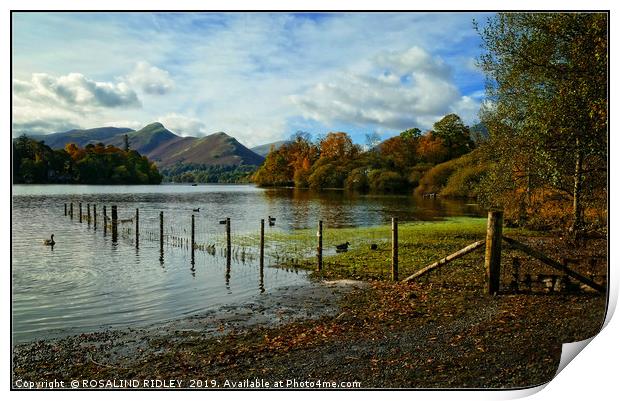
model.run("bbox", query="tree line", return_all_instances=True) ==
[253,113,476,193]
[12,136,163,184]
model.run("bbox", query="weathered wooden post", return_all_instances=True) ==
[79,203,83,223]
[317,220,323,272]
[111,205,118,242]
[191,214,195,261]
[93,205,97,229]
[87,203,91,225]
[226,217,231,261]
[260,219,265,269]
[159,211,164,251]
[64,203,67,216]
[70,203,73,219]
[103,206,107,236]
[135,208,139,248]
[392,217,399,281]
[484,210,503,295]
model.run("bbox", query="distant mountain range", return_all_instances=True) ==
[23,123,266,167]
[250,140,290,157]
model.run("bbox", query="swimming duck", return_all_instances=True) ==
[268,216,276,226]
[335,241,350,252]
[193,208,200,212]
[43,234,55,246]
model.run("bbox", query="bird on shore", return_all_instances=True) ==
[370,243,378,250]
[335,241,350,252]
[43,234,55,246]
[193,207,200,212]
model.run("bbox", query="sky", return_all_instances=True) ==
[11,12,491,147]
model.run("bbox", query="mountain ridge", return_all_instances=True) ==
[18,123,265,168]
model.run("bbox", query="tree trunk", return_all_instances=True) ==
[571,138,584,235]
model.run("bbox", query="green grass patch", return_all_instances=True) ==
[237,217,538,282]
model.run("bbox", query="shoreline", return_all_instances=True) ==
[13,279,369,372]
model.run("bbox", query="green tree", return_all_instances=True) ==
[477,13,607,233]
[431,114,473,160]
[399,127,422,139]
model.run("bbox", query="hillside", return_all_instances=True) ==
[28,127,134,149]
[250,140,290,157]
[155,132,264,167]
[17,123,265,168]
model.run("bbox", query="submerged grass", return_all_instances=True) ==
[251,217,540,282]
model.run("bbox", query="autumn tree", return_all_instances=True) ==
[252,145,294,186]
[287,131,319,187]
[477,13,607,233]
[319,132,359,160]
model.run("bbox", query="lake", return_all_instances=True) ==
[11,184,482,343]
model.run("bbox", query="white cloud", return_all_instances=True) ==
[291,46,476,131]
[14,72,140,110]
[12,71,144,136]
[103,120,145,130]
[124,61,174,95]
[157,113,208,137]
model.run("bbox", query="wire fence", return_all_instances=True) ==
[61,202,607,294]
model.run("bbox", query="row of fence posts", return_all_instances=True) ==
[60,205,599,295]
[64,202,404,281]
[63,203,507,291]
[63,203,239,266]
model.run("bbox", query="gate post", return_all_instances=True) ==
[485,210,503,295]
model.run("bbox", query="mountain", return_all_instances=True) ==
[250,140,290,157]
[18,123,264,167]
[150,131,265,167]
[28,127,134,149]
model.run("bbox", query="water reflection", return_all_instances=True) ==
[262,187,483,229]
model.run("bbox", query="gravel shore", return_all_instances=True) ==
[12,278,605,389]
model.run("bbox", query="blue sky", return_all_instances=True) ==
[12,12,491,147]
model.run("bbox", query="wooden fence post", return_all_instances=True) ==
[191,214,195,261]
[260,219,265,269]
[226,217,231,261]
[93,205,97,229]
[103,206,107,236]
[70,203,73,219]
[317,220,323,272]
[111,205,118,242]
[64,203,67,216]
[135,208,139,248]
[79,203,83,223]
[484,210,504,295]
[392,217,399,281]
[159,211,164,251]
[87,203,91,225]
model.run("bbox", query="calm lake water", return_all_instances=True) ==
[12,184,482,344]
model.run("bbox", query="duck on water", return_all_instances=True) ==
[43,234,55,246]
